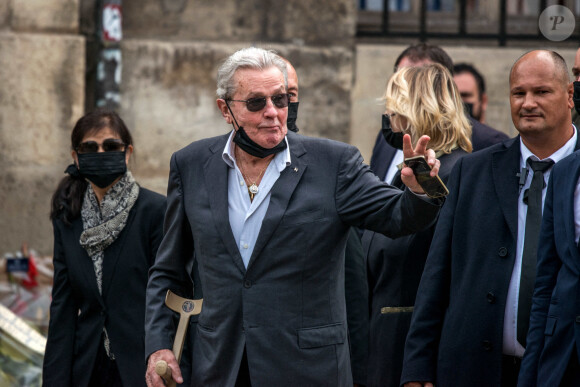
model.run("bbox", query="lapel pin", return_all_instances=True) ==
[294,167,298,172]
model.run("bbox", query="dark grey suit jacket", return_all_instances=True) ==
[145,131,441,386]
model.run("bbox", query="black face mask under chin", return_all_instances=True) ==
[381,114,404,150]
[287,102,299,133]
[573,81,580,115]
[226,101,287,158]
[77,151,127,189]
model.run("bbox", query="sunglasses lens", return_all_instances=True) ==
[77,141,99,153]
[103,139,126,152]
[76,140,125,153]
[272,94,289,108]
[246,97,267,112]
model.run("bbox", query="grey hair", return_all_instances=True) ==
[216,47,288,99]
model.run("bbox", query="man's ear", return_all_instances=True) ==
[481,93,488,111]
[567,82,575,110]
[216,99,232,124]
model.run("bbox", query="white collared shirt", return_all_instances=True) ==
[503,126,577,357]
[222,131,291,269]
[384,150,405,184]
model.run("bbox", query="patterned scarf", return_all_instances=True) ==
[80,171,139,359]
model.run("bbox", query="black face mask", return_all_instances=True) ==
[381,114,404,150]
[233,127,287,158]
[287,102,299,133]
[573,81,580,115]
[77,151,127,188]
[226,101,288,158]
[464,102,474,118]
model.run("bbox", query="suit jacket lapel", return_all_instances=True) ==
[204,135,246,274]
[491,137,521,242]
[247,135,307,271]
[372,139,397,181]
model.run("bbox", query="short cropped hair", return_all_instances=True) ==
[453,63,486,99]
[509,50,570,87]
[383,63,473,154]
[216,47,288,99]
[394,43,454,74]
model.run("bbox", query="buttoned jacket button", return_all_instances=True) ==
[498,247,508,257]
[482,340,492,351]
[244,279,252,288]
[487,292,496,304]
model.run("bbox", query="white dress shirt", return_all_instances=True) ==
[222,130,291,268]
[503,127,577,357]
[384,149,405,184]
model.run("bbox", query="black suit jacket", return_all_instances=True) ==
[362,148,468,387]
[401,136,580,386]
[145,131,441,386]
[369,117,509,181]
[43,187,166,387]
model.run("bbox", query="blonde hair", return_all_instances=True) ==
[383,63,472,154]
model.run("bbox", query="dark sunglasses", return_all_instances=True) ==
[228,94,289,112]
[75,139,126,154]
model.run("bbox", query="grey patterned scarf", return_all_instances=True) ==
[80,171,139,359]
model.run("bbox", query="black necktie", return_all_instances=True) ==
[518,158,554,346]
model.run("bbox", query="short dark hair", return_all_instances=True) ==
[453,63,486,99]
[394,43,454,74]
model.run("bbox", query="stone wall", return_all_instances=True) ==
[0,0,84,257]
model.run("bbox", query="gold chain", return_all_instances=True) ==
[236,148,270,201]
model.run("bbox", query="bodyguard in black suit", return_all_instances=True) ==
[401,50,578,387]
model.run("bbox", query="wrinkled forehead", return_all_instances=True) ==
[232,66,286,96]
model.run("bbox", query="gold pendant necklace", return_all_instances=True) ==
[236,149,270,201]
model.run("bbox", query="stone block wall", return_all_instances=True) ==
[0,0,84,256]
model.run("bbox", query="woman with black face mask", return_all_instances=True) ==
[363,64,472,387]
[43,109,166,387]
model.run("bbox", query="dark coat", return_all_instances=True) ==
[344,228,369,385]
[362,148,468,387]
[401,137,580,387]
[145,131,441,387]
[519,150,580,386]
[43,187,166,387]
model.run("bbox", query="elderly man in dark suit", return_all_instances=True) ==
[144,47,442,387]
[401,50,579,387]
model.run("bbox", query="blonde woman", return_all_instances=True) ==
[363,63,472,387]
